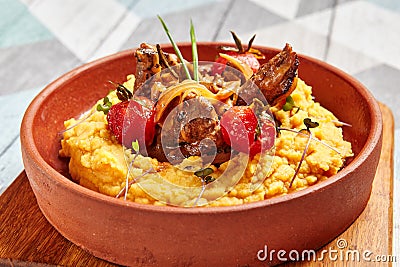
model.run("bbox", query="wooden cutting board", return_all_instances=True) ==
[0,104,394,267]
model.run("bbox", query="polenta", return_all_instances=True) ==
[60,75,353,207]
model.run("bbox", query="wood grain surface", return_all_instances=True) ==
[0,104,394,267]
[282,104,395,266]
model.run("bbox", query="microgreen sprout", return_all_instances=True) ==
[277,127,341,155]
[287,118,319,188]
[121,140,139,200]
[204,176,216,184]
[58,110,94,135]
[282,96,300,113]
[158,15,192,80]
[132,140,140,153]
[115,139,158,200]
[116,168,157,199]
[96,96,112,114]
[331,120,352,127]
[194,167,214,179]
[193,167,215,206]
[124,140,140,200]
[303,118,319,131]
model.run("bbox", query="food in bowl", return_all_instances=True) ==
[21,29,382,266]
[59,27,353,207]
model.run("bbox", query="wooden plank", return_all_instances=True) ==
[0,172,117,267]
[284,103,395,266]
[394,129,400,264]
[0,104,394,266]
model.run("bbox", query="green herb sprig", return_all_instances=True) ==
[288,118,319,188]
[131,140,140,153]
[193,167,215,206]
[115,140,157,200]
[303,118,319,131]
[158,15,192,80]
[96,96,112,114]
[194,167,214,179]
[190,19,199,82]
[109,81,133,101]
[282,96,300,113]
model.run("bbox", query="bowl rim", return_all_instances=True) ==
[21,42,383,214]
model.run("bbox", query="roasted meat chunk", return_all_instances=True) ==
[134,43,179,92]
[250,43,299,106]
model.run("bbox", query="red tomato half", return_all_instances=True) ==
[107,97,155,149]
[220,106,275,156]
[212,51,261,75]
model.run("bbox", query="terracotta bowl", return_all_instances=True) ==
[20,43,382,266]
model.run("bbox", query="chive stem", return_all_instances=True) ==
[190,19,199,82]
[157,15,192,80]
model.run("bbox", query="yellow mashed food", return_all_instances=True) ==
[60,75,353,207]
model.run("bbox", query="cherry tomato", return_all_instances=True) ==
[220,106,275,156]
[107,97,155,149]
[212,51,261,75]
[249,119,276,156]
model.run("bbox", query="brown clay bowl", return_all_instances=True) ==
[20,43,382,266]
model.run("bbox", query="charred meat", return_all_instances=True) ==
[134,43,179,92]
[128,42,299,164]
[250,43,299,107]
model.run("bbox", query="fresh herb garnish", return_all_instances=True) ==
[115,140,157,200]
[331,120,352,127]
[132,140,140,153]
[190,19,199,82]
[116,168,157,199]
[124,139,141,200]
[277,127,341,154]
[194,167,214,179]
[303,118,319,131]
[110,81,133,101]
[96,96,112,114]
[288,118,319,188]
[282,96,300,113]
[157,15,192,80]
[231,31,244,53]
[218,32,264,58]
[193,167,215,206]
[204,176,216,184]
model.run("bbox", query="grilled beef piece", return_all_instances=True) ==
[134,43,179,92]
